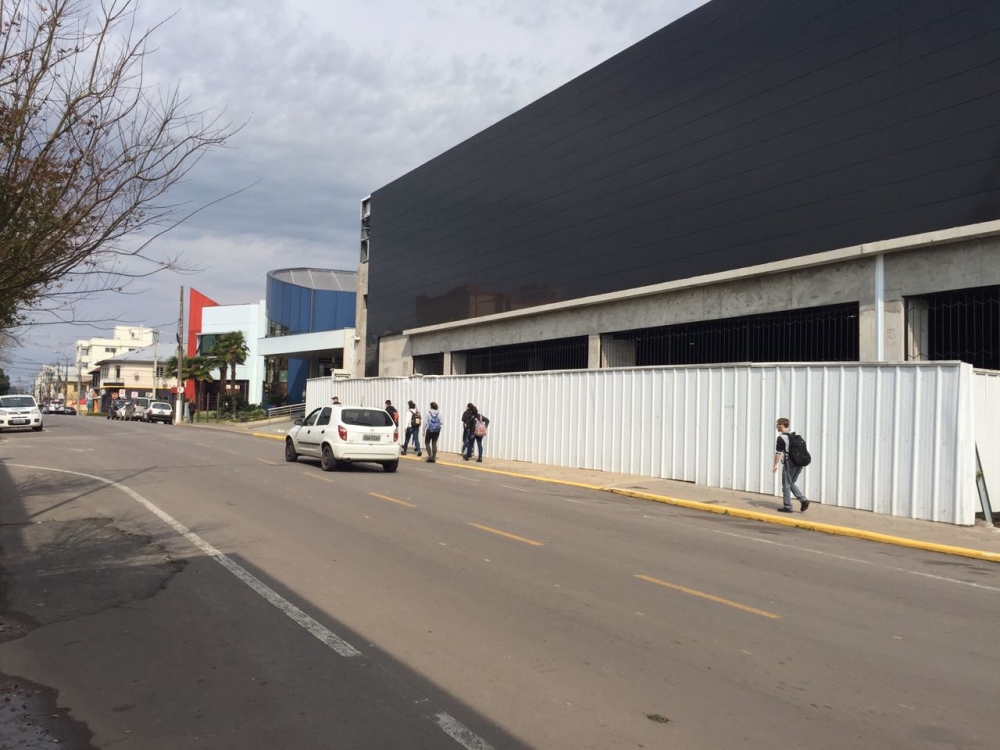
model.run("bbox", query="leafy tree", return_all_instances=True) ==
[0,0,242,329]
[0,367,10,396]
[164,354,214,417]
[210,331,249,418]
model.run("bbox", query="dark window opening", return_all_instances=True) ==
[922,285,1000,369]
[461,336,589,374]
[609,303,860,366]
[414,353,445,375]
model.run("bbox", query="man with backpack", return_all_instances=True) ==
[423,402,442,463]
[773,417,810,513]
[385,400,399,426]
[403,400,422,457]
[462,404,489,462]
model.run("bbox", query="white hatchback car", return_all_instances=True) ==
[285,405,400,472]
[0,394,44,432]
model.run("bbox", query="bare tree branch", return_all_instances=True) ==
[0,0,245,330]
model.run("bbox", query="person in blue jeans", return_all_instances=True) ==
[402,400,422,457]
[462,404,490,462]
[772,417,809,513]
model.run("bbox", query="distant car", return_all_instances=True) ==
[108,400,129,420]
[0,394,44,432]
[285,405,400,472]
[144,401,173,424]
[62,405,76,415]
[127,397,151,421]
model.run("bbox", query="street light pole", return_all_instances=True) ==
[175,286,185,424]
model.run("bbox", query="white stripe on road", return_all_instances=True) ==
[10,463,495,749]
[11,463,360,655]
[435,713,495,750]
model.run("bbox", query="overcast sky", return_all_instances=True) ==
[3,0,707,389]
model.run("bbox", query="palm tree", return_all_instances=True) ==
[165,355,215,418]
[212,331,249,418]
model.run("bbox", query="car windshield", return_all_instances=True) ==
[0,396,35,408]
[152,402,171,409]
[340,408,394,427]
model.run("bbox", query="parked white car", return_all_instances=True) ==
[0,395,44,432]
[144,401,173,424]
[285,405,399,472]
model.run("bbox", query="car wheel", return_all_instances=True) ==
[32,426,43,432]
[284,438,298,463]
[382,459,399,473]
[320,444,335,472]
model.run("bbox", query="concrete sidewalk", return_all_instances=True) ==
[180,420,1000,562]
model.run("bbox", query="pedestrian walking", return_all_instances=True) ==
[403,400,422,457]
[773,417,811,513]
[424,402,442,463]
[384,399,399,427]
[460,403,476,460]
[331,396,341,405]
[462,404,490,462]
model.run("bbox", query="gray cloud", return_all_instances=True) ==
[8,0,708,377]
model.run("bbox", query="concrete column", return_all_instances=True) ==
[906,297,930,361]
[442,352,452,375]
[883,292,905,363]
[587,334,602,369]
[450,352,467,375]
[600,335,636,368]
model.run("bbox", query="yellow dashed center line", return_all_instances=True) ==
[369,492,416,508]
[634,574,780,619]
[467,522,544,547]
[304,472,334,483]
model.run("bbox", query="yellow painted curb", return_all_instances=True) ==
[607,488,1000,563]
[274,440,1000,563]
[251,432,285,442]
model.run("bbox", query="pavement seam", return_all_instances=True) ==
[230,427,1000,563]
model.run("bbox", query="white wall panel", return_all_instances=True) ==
[308,363,979,524]
[973,370,1000,510]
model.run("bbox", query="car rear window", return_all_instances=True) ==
[152,402,171,409]
[0,396,35,408]
[340,408,393,427]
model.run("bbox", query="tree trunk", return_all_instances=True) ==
[230,361,238,417]
[218,365,227,414]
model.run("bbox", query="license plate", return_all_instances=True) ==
[362,434,380,442]
[10,419,27,425]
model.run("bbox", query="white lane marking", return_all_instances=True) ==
[11,463,497,750]
[435,713,495,750]
[10,463,361,658]
[454,475,481,482]
[500,484,528,493]
[641,513,1000,593]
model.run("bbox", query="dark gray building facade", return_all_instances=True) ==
[361,0,1000,376]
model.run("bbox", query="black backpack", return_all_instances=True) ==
[787,432,812,467]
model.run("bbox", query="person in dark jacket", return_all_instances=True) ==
[462,404,490,462]
[460,404,476,460]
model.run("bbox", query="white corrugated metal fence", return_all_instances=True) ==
[307,363,978,525]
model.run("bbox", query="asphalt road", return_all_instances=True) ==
[1,416,999,749]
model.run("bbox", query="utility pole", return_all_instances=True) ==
[176,286,185,424]
[77,355,84,415]
[152,329,159,401]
